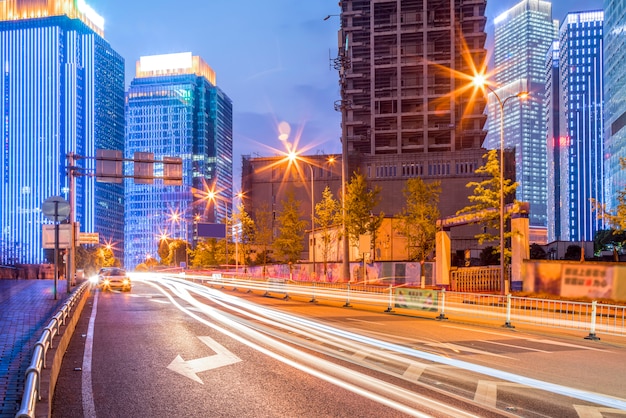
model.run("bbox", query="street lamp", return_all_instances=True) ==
[473,74,528,295]
[287,151,316,278]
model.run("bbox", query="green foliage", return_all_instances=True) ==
[169,239,188,267]
[457,149,518,261]
[254,202,274,266]
[529,243,547,260]
[158,239,170,265]
[191,239,220,267]
[344,172,383,251]
[479,246,499,266]
[594,229,626,254]
[74,246,100,276]
[273,190,307,264]
[233,203,257,266]
[315,186,341,277]
[594,158,626,233]
[564,245,582,261]
[397,178,441,262]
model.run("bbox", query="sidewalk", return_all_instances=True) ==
[0,279,73,418]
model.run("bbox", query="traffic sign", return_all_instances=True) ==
[41,196,70,222]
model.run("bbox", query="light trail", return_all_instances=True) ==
[140,276,487,418]
[136,274,626,413]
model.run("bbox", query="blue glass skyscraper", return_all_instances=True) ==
[485,0,558,229]
[124,53,233,268]
[604,1,626,214]
[0,1,124,264]
[556,11,604,242]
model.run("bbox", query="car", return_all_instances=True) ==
[99,267,131,292]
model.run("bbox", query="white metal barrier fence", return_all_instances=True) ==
[181,273,626,339]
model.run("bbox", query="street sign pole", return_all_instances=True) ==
[68,153,76,293]
[41,196,70,301]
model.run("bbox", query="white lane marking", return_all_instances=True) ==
[82,290,98,418]
[424,342,514,359]
[574,404,626,417]
[167,336,241,384]
[534,339,610,352]
[474,381,527,408]
[481,340,552,353]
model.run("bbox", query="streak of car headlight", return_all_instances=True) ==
[145,275,626,412]
[143,278,478,418]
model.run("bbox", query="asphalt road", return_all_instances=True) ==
[52,275,626,417]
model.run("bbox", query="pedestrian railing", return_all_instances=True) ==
[179,273,626,340]
[16,281,89,418]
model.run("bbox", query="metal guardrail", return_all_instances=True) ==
[16,282,89,418]
[180,273,626,339]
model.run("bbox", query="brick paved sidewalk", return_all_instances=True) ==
[0,279,73,418]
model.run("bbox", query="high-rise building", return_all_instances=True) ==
[545,41,563,242]
[0,0,124,264]
[124,52,233,268]
[486,0,558,228]
[553,11,604,242]
[340,0,488,158]
[604,1,626,214]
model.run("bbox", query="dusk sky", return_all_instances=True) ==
[89,0,604,187]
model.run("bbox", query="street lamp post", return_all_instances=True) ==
[287,152,316,278]
[473,75,528,295]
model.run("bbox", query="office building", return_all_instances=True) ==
[0,0,124,264]
[555,11,604,242]
[124,52,233,268]
[545,41,563,242]
[485,0,558,228]
[604,1,626,213]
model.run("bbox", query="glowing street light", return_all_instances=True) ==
[473,74,528,295]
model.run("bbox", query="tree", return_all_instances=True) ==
[397,178,441,262]
[158,238,170,265]
[457,149,518,263]
[344,171,383,261]
[169,239,188,267]
[233,203,257,267]
[594,157,626,236]
[254,202,274,271]
[190,239,220,267]
[564,245,582,261]
[273,190,307,264]
[594,229,626,255]
[315,186,341,279]
[530,243,547,260]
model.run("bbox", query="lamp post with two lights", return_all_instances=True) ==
[473,74,528,295]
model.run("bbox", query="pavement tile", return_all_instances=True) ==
[0,279,72,418]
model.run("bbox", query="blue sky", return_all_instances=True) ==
[89,0,604,186]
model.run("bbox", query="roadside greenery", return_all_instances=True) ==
[397,178,440,263]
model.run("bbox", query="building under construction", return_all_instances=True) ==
[338,0,488,157]
[241,1,500,266]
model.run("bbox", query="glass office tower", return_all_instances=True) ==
[604,1,626,213]
[485,0,558,228]
[545,41,562,242]
[124,53,233,268]
[557,11,604,242]
[0,1,124,264]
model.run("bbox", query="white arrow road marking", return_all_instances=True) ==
[168,336,242,384]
